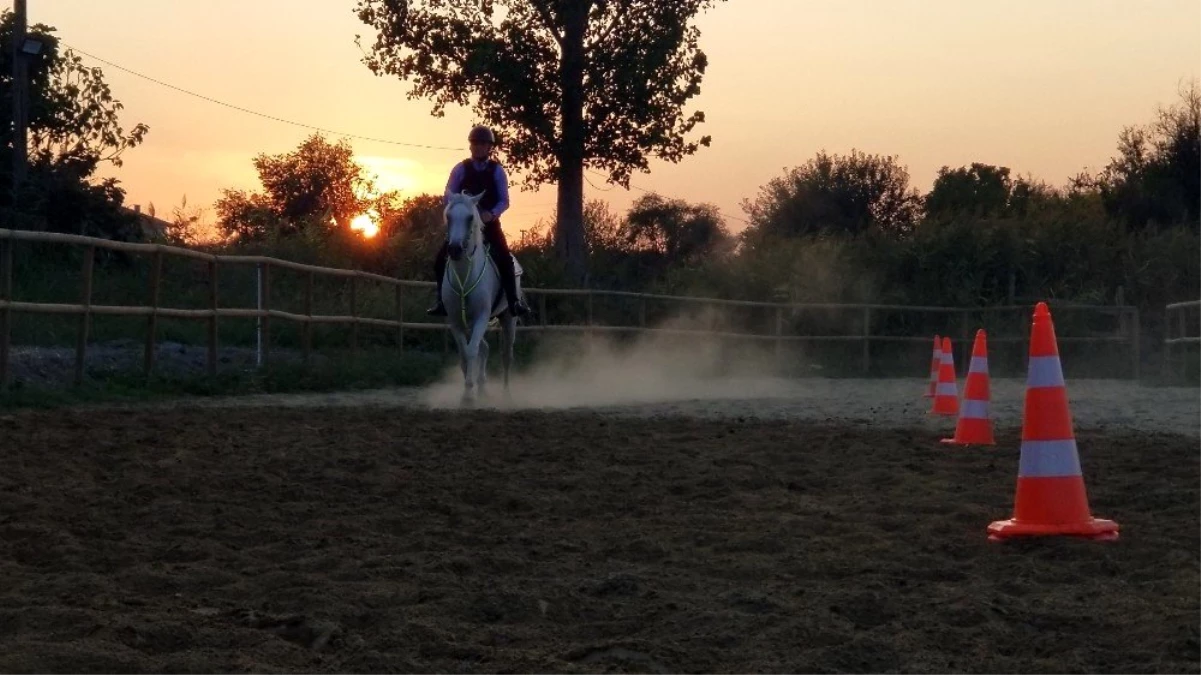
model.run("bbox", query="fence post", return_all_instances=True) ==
[207,260,218,377]
[539,292,547,328]
[1164,304,1176,380]
[303,271,313,366]
[861,306,871,375]
[255,262,263,368]
[261,262,271,370]
[586,290,594,351]
[639,298,647,330]
[143,249,163,379]
[74,246,95,386]
[1129,306,1140,381]
[349,274,358,362]
[395,282,404,355]
[1181,309,1191,381]
[1116,286,1127,339]
[0,237,11,389]
[775,306,784,366]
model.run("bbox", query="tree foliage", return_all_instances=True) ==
[1,12,148,178]
[1075,80,1200,230]
[0,11,148,237]
[623,192,729,262]
[740,149,923,244]
[384,193,446,278]
[925,163,1063,220]
[355,0,722,283]
[216,134,383,241]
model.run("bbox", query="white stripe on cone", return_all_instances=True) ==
[1027,355,1066,388]
[960,399,989,420]
[1018,439,1083,477]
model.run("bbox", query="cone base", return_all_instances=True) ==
[986,516,1119,541]
[928,409,957,417]
[941,436,996,446]
[941,419,995,445]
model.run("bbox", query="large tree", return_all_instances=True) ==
[924,163,1012,219]
[925,162,1061,220]
[1,11,148,237]
[1074,80,1200,230]
[355,0,721,284]
[623,192,729,263]
[216,133,383,241]
[740,149,923,243]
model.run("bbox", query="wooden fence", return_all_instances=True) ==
[0,227,1142,387]
[1163,300,1201,378]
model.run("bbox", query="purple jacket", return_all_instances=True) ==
[444,159,510,219]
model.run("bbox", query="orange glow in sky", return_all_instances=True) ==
[29,0,1201,237]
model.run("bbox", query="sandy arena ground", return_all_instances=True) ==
[179,376,1201,438]
[1,336,1198,672]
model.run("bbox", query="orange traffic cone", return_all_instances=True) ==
[929,336,958,416]
[987,302,1119,541]
[942,330,995,445]
[924,334,941,398]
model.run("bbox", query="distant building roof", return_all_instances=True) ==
[123,204,173,239]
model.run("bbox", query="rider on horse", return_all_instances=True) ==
[427,125,531,318]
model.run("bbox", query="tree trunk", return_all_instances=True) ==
[555,162,587,285]
[555,0,591,287]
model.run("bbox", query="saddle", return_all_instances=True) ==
[489,252,525,316]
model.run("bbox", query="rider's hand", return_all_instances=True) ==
[480,210,494,223]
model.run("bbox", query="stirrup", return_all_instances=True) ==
[427,300,447,316]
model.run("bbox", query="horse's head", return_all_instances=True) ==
[444,191,485,261]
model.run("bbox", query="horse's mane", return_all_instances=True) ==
[444,192,481,218]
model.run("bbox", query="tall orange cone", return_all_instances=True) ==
[988,302,1119,541]
[942,329,995,445]
[924,334,941,398]
[929,336,958,416]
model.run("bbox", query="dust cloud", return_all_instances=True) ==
[419,307,800,410]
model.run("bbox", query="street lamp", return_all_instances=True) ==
[20,38,43,56]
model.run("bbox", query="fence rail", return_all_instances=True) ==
[1163,300,1201,379]
[0,228,1143,388]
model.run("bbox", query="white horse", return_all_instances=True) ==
[441,191,522,403]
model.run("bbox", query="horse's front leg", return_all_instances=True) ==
[477,331,491,398]
[500,315,516,393]
[464,316,491,397]
[447,324,473,403]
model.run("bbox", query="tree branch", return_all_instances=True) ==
[529,0,563,47]
[586,0,631,51]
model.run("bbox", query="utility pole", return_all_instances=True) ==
[10,0,28,207]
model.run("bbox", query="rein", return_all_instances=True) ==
[446,207,493,327]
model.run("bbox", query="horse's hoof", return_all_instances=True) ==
[460,391,475,406]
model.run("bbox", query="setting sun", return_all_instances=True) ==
[350,213,379,238]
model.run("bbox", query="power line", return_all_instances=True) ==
[64,42,463,152]
[584,172,615,192]
[68,43,750,225]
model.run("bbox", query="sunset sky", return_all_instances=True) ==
[29,0,1201,238]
